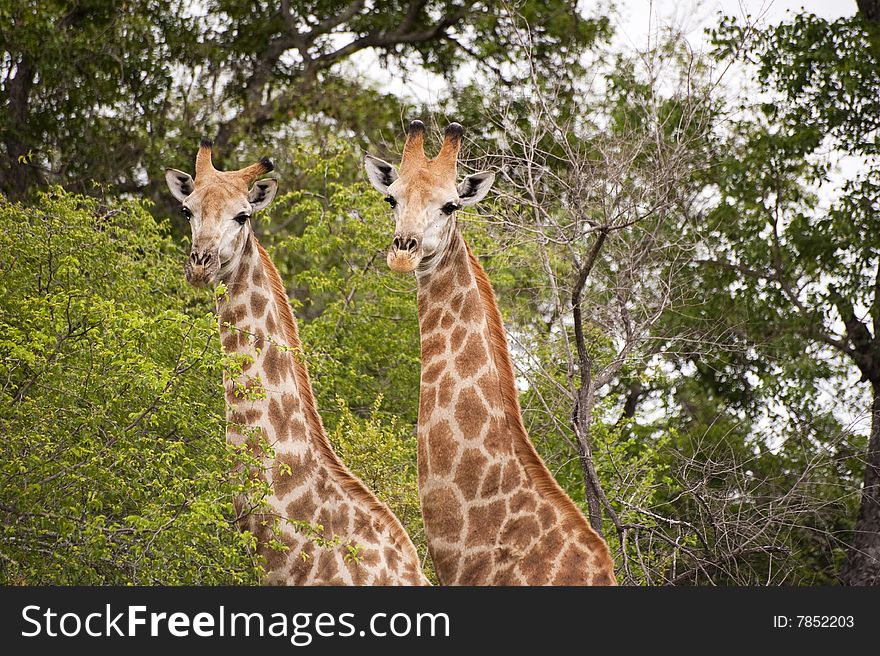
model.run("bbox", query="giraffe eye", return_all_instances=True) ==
[441,202,459,215]
[234,213,250,225]
[385,195,397,209]
[181,206,192,220]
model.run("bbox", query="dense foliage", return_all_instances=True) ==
[0,190,262,583]
[1,0,609,212]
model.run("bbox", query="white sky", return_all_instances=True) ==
[612,0,858,50]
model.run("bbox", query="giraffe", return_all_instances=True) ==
[364,121,617,585]
[165,139,428,585]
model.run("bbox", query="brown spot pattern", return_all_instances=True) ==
[455,333,487,378]
[426,421,458,478]
[465,500,505,547]
[251,292,268,316]
[454,387,488,438]
[421,487,463,542]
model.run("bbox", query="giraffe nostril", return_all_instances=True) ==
[190,251,213,266]
[393,235,420,253]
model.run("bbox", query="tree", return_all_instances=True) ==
[480,27,717,532]
[0,189,264,583]
[0,1,197,198]
[1,0,609,203]
[707,6,880,584]
[6,0,874,587]
[206,0,607,151]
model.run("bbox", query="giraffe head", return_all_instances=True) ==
[165,139,278,287]
[364,121,495,274]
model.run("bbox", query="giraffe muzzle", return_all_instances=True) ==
[387,233,422,273]
[185,249,220,287]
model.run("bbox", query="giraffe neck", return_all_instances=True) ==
[415,229,616,585]
[217,233,427,585]
[218,234,318,458]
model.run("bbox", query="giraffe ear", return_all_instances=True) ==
[457,171,495,206]
[364,154,398,194]
[165,168,194,202]
[248,178,278,212]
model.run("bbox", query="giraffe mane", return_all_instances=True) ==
[254,239,418,553]
[464,240,608,539]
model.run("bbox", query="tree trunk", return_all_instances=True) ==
[575,439,603,535]
[2,56,36,198]
[573,387,604,535]
[858,0,880,24]
[839,381,880,585]
[570,229,610,535]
